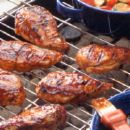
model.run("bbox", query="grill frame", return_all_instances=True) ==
[0,0,130,130]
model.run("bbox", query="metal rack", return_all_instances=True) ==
[0,0,130,130]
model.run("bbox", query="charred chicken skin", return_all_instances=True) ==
[76,44,130,73]
[0,68,25,106]
[36,71,113,104]
[0,104,66,130]
[0,40,62,72]
[15,5,69,52]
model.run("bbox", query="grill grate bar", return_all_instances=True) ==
[0,30,18,40]
[25,98,39,110]
[25,98,39,107]
[121,69,130,75]
[110,78,130,88]
[64,54,76,61]
[17,0,31,7]
[0,0,34,21]
[57,18,72,28]
[112,87,122,93]
[79,108,92,117]
[0,116,5,120]
[0,21,15,31]
[66,122,80,130]
[0,38,5,41]
[0,106,16,115]
[4,11,14,18]
[0,98,39,115]
[8,0,22,5]
[67,112,90,125]
[24,87,37,96]
[79,125,88,130]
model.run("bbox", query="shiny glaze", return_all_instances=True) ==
[0,104,66,130]
[36,71,113,104]
[76,44,130,73]
[91,97,114,112]
[15,5,69,52]
[0,68,25,106]
[0,40,62,72]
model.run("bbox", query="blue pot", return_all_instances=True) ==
[91,90,130,130]
[56,0,130,34]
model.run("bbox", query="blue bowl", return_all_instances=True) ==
[56,0,130,35]
[90,90,130,130]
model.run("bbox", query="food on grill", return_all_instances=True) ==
[36,71,113,104]
[15,5,69,52]
[0,40,62,72]
[0,104,66,130]
[0,68,25,106]
[76,44,130,73]
[81,0,130,11]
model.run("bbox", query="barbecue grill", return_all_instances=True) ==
[0,0,130,130]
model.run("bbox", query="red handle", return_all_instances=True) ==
[101,109,130,130]
[112,123,130,130]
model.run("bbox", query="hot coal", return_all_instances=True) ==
[61,26,82,42]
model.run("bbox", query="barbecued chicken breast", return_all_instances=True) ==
[0,68,25,106]
[76,44,130,73]
[36,71,113,104]
[0,104,66,130]
[0,40,62,72]
[15,5,69,52]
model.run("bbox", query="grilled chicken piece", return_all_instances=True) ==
[0,104,66,130]
[0,40,62,72]
[0,68,25,106]
[15,5,69,52]
[76,44,130,73]
[36,71,113,104]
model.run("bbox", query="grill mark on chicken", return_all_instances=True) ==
[87,45,95,59]
[84,79,93,87]
[97,50,104,64]
[111,49,116,60]
[13,42,29,70]
[0,104,66,130]
[97,82,104,89]
[15,5,69,52]
[36,71,113,104]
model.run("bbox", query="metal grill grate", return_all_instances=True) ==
[0,0,130,130]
